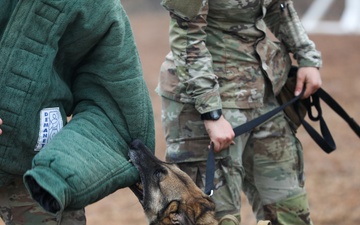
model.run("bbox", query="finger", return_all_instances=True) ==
[215,141,228,153]
[211,141,220,153]
[295,76,305,96]
[306,83,317,99]
[298,83,310,99]
[214,139,233,153]
[303,80,320,99]
[215,143,223,153]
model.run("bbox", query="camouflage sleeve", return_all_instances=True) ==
[166,0,222,114]
[264,0,322,68]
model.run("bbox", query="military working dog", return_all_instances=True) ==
[128,139,271,225]
[128,139,217,225]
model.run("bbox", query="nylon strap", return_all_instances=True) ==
[204,87,359,195]
[205,88,305,195]
[204,142,215,196]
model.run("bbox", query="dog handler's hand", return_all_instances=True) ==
[204,116,235,152]
[295,67,322,99]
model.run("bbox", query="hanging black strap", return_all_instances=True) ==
[316,88,360,137]
[204,87,360,195]
[204,142,215,196]
[298,88,360,153]
[299,91,336,153]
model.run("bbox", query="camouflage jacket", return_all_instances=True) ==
[157,0,322,114]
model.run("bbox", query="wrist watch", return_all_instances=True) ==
[200,109,222,121]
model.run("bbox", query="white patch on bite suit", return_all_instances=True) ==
[34,107,63,151]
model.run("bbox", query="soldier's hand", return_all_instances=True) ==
[0,118,3,135]
[295,67,322,99]
[204,116,235,152]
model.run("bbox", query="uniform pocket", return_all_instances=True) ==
[161,0,205,20]
[162,98,210,162]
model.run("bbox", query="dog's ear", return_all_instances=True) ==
[184,193,216,225]
[161,197,215,225]
[166,201,182,224]
[159,200,195,225]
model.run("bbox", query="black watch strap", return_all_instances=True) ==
[201,109,222,121]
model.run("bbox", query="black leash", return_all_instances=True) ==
[205,142,215,196]
[204,88,306,195]
[204,87,360,196]
[300,88,360,153]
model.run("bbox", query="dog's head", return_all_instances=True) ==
[129,139,216,225]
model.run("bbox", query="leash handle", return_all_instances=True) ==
[299,88,360,153]
[316,88,360,137]
[297,94,336,153]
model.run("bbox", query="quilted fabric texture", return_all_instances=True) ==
[0,0,154,212]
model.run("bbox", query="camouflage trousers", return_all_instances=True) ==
[0,177,86,225]
[160,90,313,225]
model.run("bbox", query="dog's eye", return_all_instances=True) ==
[154,168,167,181]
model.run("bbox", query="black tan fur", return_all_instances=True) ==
[128,139,217,225]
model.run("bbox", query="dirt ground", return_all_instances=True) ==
[83,11,360,225]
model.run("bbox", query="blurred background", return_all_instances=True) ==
[84,1,360,224]
[3,1,359,225]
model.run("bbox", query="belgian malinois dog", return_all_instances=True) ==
[128,139,271,225]
[128,139,217,225]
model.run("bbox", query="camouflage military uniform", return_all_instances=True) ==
[157,0,322,224]
[0,177,85,225]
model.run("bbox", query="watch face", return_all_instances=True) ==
[201,109,222,120]
[209,110,222,120]
[212,113,221,120]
